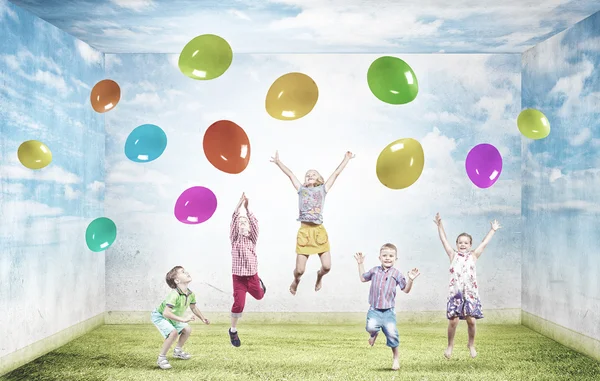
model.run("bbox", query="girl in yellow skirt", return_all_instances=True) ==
[270,150,355,295]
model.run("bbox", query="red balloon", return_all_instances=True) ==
[203,120,251,174]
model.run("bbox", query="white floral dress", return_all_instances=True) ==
[446,250,484,320]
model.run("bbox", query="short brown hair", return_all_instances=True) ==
[166,266,183,289]
[380,243,398,255]
[456,233,473,245]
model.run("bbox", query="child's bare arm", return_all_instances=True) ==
[270,150,302,191]
[434,213,455,260]
[402,268,420,293]
[354,252,368,282]
[473,220,501,258]
[162,306,193,323]
[324,151,354,193]
[191,305,209,324]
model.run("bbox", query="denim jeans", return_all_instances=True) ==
[365,308,399,348]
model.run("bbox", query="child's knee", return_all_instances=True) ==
[321,264,331,273]
[295,268,305,276]
[167,329,178,339]
[466,317,476,326]
[182,326,192,335]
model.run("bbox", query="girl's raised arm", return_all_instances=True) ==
[473,220,501,258]
[271,150,302,191]
[434,213,455,260]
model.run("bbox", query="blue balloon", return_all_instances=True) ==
[124,124,167,163]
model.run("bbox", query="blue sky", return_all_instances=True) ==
[1,0,105,248]
[7,0,600,53]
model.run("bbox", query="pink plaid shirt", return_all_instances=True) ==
[230,211,259,276]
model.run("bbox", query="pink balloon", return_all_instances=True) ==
[465,144,503,189]
[174,186,217,224]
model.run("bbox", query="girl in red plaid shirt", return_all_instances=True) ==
[271,150,355,295]
[228,193,266,347]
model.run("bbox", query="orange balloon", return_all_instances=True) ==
[90,79,121,113]
[203,120,251,174]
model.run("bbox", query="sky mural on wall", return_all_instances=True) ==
[6,0,600,53]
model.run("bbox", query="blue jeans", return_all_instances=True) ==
[365,308,399,348]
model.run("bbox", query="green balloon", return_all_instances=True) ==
[517,108,550,140]
[86,217,117,252]
[178,34,233,80]
[367,56,419,105]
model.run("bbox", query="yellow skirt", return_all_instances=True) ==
[296,222,330,255]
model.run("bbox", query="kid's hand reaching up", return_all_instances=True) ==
[354,252,365,264]
[270,151,280,164]
[201,318,210,325]
[243,194,249,209]
[345,151,356,160]
[491,219,501,231]
[408,268,421,281]
[433,213,442,226]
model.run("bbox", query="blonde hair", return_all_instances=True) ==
[165,266,183,289]
[456,233,473,245]
[304,170,324,187]
[380,243,398,255]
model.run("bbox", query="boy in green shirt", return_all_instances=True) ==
[151,266,210,370]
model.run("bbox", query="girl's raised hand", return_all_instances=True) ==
[491,219,501,231]
[345,151,355,160]
[270,150,280,164]
[408,268,421,281]
[433,212,442,226]
[354,252,365,264]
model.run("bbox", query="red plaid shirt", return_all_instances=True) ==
[230,211,259,276]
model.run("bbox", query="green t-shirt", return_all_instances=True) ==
[157,288,196,317]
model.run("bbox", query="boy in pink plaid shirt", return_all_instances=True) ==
[228,192,266,347]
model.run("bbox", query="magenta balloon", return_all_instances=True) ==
[465,144,503,189]
[174,186,218,224]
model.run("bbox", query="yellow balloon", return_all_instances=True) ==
[17,140,52,170]
[265,72,318,121]
[376,138,425,190]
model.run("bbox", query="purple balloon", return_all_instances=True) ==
[174,186,217,224]
[465,144,503,189]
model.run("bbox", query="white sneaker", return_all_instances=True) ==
[173,348,191,360]
[157,356,172,369]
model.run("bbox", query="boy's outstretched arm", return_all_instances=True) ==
[245,195,259,243]
[191,304,210,324]
[354,252,369,282]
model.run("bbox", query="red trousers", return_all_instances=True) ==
[231,274,264,316]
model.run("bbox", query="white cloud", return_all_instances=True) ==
[577,37,600,52]
[110,0,155,11]
[106,161,172,184]
[87,181,105,193]
[0,163,80,184]
[1,183,26,195]
[0,200,63,223]
[569,127,592,147]
[125,92,162,106]
[6,110,46,130]
[423,112,464,123]
[33,70,70,94]
[64,185,81,200]
[75,40,103,65]
[0,0,18,22]
[71,78,91,90]
[549,168,563,182]
[550,60,595,117]
[229,9,251,21]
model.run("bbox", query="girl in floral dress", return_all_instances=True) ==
[434,213,501,359]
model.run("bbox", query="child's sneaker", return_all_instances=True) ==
[259,278,267,294]
[229,328,241,347]
[157,355,172,369]
[173,347,191,360]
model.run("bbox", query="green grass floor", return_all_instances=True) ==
[2,323,599,381]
